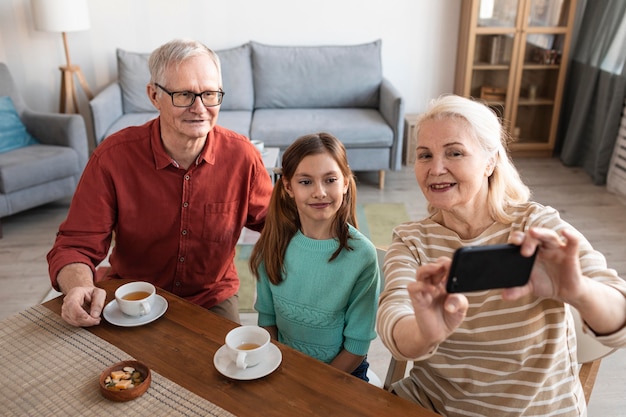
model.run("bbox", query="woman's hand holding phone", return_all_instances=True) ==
[504,228,584,302]
[407,258,468,348]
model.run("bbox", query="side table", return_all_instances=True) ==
[262,147,280,184]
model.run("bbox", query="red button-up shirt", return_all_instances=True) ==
[47,119,273,309]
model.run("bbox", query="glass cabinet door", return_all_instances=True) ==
[471,0,523,124]
[478,0,519,27]
[513,0,572,144]
[455,0,576,154]
[527,0,570,27]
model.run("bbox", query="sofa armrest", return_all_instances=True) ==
[21,110,89,173]
[379,78,405,171]
[89,82,124,146]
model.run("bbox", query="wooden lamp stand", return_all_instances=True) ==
[59,32,93,114]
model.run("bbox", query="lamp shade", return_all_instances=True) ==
[32,0,91,33]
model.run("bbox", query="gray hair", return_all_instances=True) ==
[148,38,222,88]
[415,94,530,223]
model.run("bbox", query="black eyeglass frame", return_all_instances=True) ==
[155,83,225,107]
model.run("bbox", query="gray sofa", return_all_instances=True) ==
[90,40,404,188]
[0,63,88,234]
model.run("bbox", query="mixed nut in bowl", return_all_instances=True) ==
[99,360,151,402]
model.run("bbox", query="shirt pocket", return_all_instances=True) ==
[202,200,239,242]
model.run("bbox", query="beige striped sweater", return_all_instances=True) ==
[377,202,626,417]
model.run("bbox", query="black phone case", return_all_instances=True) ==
[446,244,537,293]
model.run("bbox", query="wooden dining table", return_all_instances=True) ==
[35,279,438,416]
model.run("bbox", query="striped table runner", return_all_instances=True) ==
[0,304,235,417]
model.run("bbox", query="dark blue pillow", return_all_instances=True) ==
[0,96,38,154]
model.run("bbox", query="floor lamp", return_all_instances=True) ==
[32,0,93,114]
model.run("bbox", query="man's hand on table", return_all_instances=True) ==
[57,263,106,327]
[61,286,107,327]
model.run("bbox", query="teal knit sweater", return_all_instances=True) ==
[254,225,380,363]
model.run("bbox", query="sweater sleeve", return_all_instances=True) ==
[527,204,626,347]
[342,243,381,356]
[254,265,276,327]
[376,225,432,361]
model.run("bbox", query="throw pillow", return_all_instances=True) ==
[216,43,254,111]
[0,96,38,154]
[117,48,153,114]
[250,40,383,109]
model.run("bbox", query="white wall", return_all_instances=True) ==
[1,0,460,118]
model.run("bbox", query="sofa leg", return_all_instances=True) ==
[378,170,385,190]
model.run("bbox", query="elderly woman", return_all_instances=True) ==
[377,95,626,416]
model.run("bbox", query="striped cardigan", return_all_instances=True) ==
[377,202,626,417]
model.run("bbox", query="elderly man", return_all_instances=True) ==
[48,39,272,326]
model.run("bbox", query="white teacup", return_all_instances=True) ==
[115,282,156,317]
[225,325,271,369]
[251,140,264,154]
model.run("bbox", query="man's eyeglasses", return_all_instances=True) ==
[155,83,225,107]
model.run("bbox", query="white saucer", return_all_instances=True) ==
[213,343,282,380]
[102,295,168,327]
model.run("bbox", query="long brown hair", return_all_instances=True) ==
[249,132,358,285]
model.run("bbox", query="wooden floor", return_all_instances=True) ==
[1,157,625,414]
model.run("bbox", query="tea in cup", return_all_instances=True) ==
[225,325,270,369]
[115,282,156,317]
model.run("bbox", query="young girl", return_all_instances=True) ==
[249,132,380,381]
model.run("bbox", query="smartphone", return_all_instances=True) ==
[446,244,537,293]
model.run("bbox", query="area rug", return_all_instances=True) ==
[235,203,409,312]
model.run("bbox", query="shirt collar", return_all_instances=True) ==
[151,118,217,169]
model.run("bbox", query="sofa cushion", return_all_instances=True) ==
[0,194,8,215]
[217,110,252,137]
[117,43,253,114]
[0,144,79,193]
[251,40,382,109]
[251,108,393,148]
[217,44,254,111]
[0,96,38,154]
[104,113,157,140]
[117,49,153,114]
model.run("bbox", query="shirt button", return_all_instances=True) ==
[179,256,185,262]
[183,202,189,208]
[175,281,181,287]
[181,230,187,236]
[184,175,190,181]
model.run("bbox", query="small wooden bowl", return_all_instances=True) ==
[99,360,151,402]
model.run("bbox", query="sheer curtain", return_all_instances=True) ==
[557,0,626,185]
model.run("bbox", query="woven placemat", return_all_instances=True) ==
[0,305,235,417]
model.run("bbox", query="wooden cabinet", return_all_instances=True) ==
[454,0,577,157]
